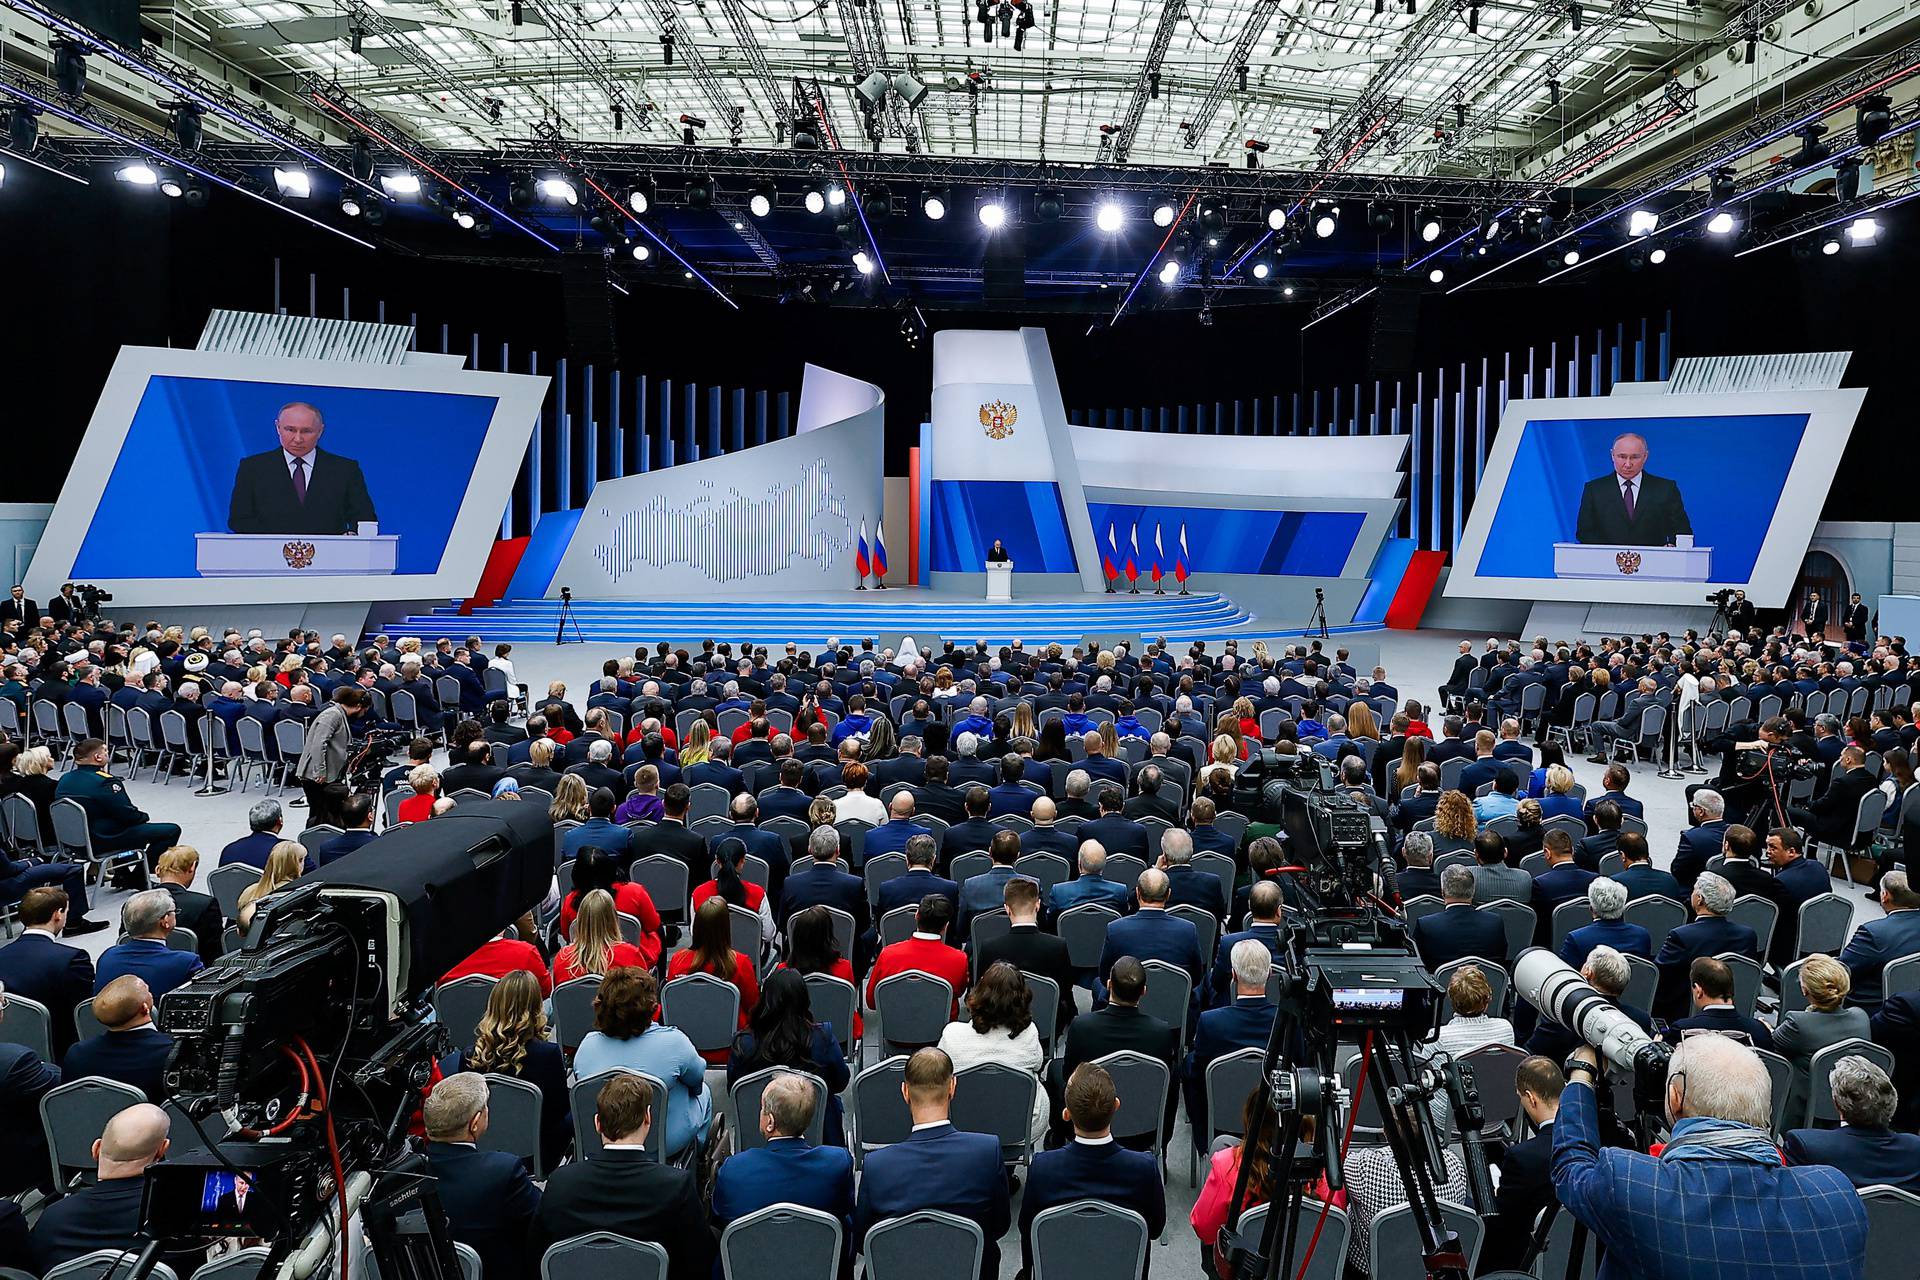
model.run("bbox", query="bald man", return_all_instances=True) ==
[61,975,173,1101]
[31,1103,201,1275]
[1021,795,1080,861]
[1095,867,1203,1004]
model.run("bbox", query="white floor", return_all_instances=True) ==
[48,626,1885,1278]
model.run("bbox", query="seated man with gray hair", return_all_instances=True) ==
[1524,943,1655,1070]
[712,1071,856,1254]
[1182,938,1276,1150]
[1558,1034,1868,1278]
[424,1072,542,1280]
[219,797,289,870]
[1057,768,1098,820]
[1784,1055,1920,1190]
[1397,830,1441,900]
[1652,870,1759,1020]
[1155,828,1225,916]
[1557,876,1652,968]
[94,888,203,998]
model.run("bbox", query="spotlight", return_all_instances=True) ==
[1250,260,1271,280]
[1281,284,1295,297]
[1157,260,1180,285]
[803,180,827,215]
[1480,211,1503,242]
[864,185,893,218]
[1846,216,1880,244]
[1311,201,1339,238]
[1367,201,1395,232]
[273,167,312,199]
[380,172,422,197]
[826,184,846,208]
[1560,245,1581,266]
[1095,201,1126,233]
[1428,266,1446,284]
[1836,157,1862,202]
[631,240,651,261]
[1648,246,1667,264]
[538,176,579,206]
[1152,198,1177,227]
[853,251,874,274]
[340,193,363,217]
[1266,203,1288,231]
[1627,208,1659,237]
[1794,123,1831,168]
[6,105,40,153]
[1244,138,1269,169]
[892,70,929,109]
[922,187,949,220]
[1035,189,1065,221]
[474,216,492,239]
[1709,168,1737,206]
[749,178,776,217]
[1198,201,1226,235]
[856,70,891,109]
[685,172,714,209]
[51,41,85,98]
[1821,235,1841,255]
[453,207,476,230]
[978,198,1007,229]
[790,117,821,150]
[1706,210,1737,235]
[115,162,159,186]
[1416,207,1442,242]
[362,199,386,227]
[507,175,535,210]
[159,177,183,198]
[679,112,704,145]
[172,104,203,152]
[1858,94,1893,148]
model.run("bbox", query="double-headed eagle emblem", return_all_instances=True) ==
[979,400,1018,440]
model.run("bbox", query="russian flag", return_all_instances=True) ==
[1103,523,1118,581]
[1125,521,1139,581]
[1151,523,1164,582]
[856,520,870,579]
[1175,521,1190,582]
[873,520,888,578]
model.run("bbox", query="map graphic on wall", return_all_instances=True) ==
[590,458,854,584]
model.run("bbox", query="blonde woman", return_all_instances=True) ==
[551,888,646,986]
[447,969,569,1169]
[1541,764,1584,819]
[9,745,60,832]
[547,772,590,823]
[237,840,308,929]
[1199,734,1240,787]
[678,720,714,767]
[1096,720,1119,760]
[399,765,441,823]
[1009,703,1038,742]
[1773,954,1870,1120]
[1345,701,1381,746]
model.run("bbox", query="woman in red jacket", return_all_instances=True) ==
[665,897,760,1064]
[777,904,863,1040]
[558,848,661,968]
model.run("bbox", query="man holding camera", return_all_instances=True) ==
[1555,1035,1867,1279]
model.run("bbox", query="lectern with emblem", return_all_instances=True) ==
[193,527,399,576]
[1552,542,1712,582]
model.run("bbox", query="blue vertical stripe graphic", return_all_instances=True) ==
[929,480,1076,572]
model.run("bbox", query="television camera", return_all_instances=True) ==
[142,802,552,1280]
[1216,751,1495,1280]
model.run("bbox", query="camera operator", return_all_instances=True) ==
[292,686,366,828]
[1692,715,1805,828]
[1556,1036,1868,1279]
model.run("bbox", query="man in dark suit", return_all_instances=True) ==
[1530,830,1599,945]
[1481,1057,1565,1272]
[1802,590,1831,643]
[424,1074,542,1280]
[1652,873,1760,1020]
[0,585,35,628]
[1020,1063,1165,1278]
[1395,831,1443,902]
[0,995,60,1196]
[1573,431,1691,547]
[711,1073,856,1263]
[1612,832,1685,904]
[1021,797,1080,861]
[757,759,814,821]
[1842,593,1872,645]
[875,835,960,919]
[1206,881,1286,1008]
[1785,1055,1920,1189]
[1672,790,1733,893]
[1096,870,1203,1001]
[976,878,1074,1027]
[780,826,871,939]
[1123,766,1181,824]
[60,975,172,1100]
[685,742,748,796]
[1081,790,1151,862]
[1663,956,1774,1048]
[941,788,1002,873]
[0,888,97,1058]
[863,792,926,863]
[911,756,969,825]
[1411,867,1509,970]
[957,831,1032,941]
[1790,745,1878,849]
[1182,939,1276,1150]
[629,784,709,899]
[1837,872,1920,1008]
[1058,957,1181,1095]
[1156,830,1226,916]
[1048,841,1133,917]
[1392,763,1444,839]
[315,794,379,868]
[707,795,792,904]
[29,1103,203,1277]
[227,401,377,535]
[1440,640,1479,705]
[1762,826,1832,965]
[986,754,1039,819]
[95,889,204,998]
[854,1048,1010,1278]
[529,1073,712,1280]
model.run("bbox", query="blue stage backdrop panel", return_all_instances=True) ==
[71,376,498,577]
[1086,504,1368,578]
[930,480,1076,573]
[1471,414,1808,581]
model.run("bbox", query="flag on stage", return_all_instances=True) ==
[1151,523,1164,582]
[873,520,888,578]
[1125,521,1139,581]
[855,520,870,579]
[1103,523,1118,581]
[1175,522,1190,582]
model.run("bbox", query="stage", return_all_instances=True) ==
[374,587,1385,648]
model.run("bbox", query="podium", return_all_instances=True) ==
[195,532,399,577]
[985,560,1013,602]
[1553,542,1712,583]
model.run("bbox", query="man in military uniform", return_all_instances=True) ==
[54,739,181,877]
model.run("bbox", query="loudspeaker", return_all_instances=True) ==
[983,226,1026,302]
[559,252,619,361]
[1366,282,1422,378]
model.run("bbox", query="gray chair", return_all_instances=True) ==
[1550,899,1595,955]
[1013,852,1071,895]
[1369,1199,1483,1278]
[568,1070,667,1164]
[1169,904,1220,962]
[42,1076,145,1189]
[189,1247,273,1280]
[863,1210,985,1280]
[1623,895,1687,954]
[873,971,953,1053]
[74,997,105,1042]
[1806,1038,1895,1127]
[1057,904,1119,970]
[1860,1185,1920,1280]
[629,854,690,923]
[727,903,763,966]
[433,975,497,1053]
[1137,959,1193,1051]
[1713,952,1764,1019]
[477,1072,547,1176]
[1030,1201,1149,1280]
[1457,1043,1528,1139]
[661,972,742,1058]
[209,864,257,922]
[1881,952,1920,1002]
[1402,895,1445,928]
[865,851,910,908]
[1,793,43,856]
[1754,1047,1794,1138]
[1436,959,1509,1022]
[551,975,602,1051]
[951,1060,1040,1166]
[969,908,1014,958]
[1233,1201,1348,1280]
[1480,900,1537,964]
[1194,1047,1265,1183]
[453,1243,480,1280]
[1795,893,1853,958]
[1727,895,1780,961]
[0,992,53,1061]
[949,851,993,884]
[850,1056,913,1167]
[1021,970,1063,1056]
[539,1232,668,1280]
[1095,1050,1171,1152]
[727,1066,828,1149]
[878,904,919,947]
[52,797,145,887]
[1622,953,1659,1014]
[1104,854,1149,892]
[719,1203,842,1280]
[46,1255,177,1280]
[803,972,860,1057]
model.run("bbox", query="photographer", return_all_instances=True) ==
[292,686,366,827]
[1555,1036,1868,1279]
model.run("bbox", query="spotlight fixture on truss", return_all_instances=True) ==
[1836,156,1862,202]
[1858,94,1893,147]
[170,102,202,152]
[680,113,705,146]
[51,40,85,97]
[1243,139,1268,170]
[749,177,777,217]
[921,187,949,220]
[6,105,40,153]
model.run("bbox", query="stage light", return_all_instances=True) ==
[160,177,183,198]
[1847,216,1880,244]
[1152,197,1177,227]
[1794,123,1831,168]
[826,184,847,208]
[922,188,948,219]
[1706,210,1737,235]
[1311,201,1339,238]
[453,208,476,230]
[1709,168,1737,206]
[380,172,421,197]
[864,185,893,218]
[1561,245,1581,265]
[1198,201,1226,235]
[978,198,1007,229]
[631,240,651,261]
[1095,201,1126,233]
[538,176,579,206]
[626,177,655,213]
[363,198,386,227]
[1858,94,1893,147]
[1627,208,1659,236]
[1250,260,1271,280]
[1416,207,1442,242]
[892,70,929,109]
[1281,284,1295,296]
[340,193,363,217]
[1821,235,1841,255]
[474,216,492,239]
[853,251,874,274]
[52,41,85,98]
[686,173,715,209]
[1367,201,1395,232]
[749,178,776,217]
[172,104,202,152]
[856,70,891,109]
[803,182,827,214]
[1035,189,1065,221]
[273,167,312,199]
[1648,246,1667,264]
[1836,157,1862,202]
[1266,203,1288,231]
[1428,266,1445,283]
[116,163,159,186]
[182,177,207,208]
[1158,260,1180,285]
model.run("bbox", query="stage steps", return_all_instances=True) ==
[378,591,1257,646]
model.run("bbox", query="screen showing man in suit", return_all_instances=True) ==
[228,402,378,535]
[1467,413,1809,585]
[1574,432,1691,547]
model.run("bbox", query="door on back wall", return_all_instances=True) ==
[1787,550,1849,637]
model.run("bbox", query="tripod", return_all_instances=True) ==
[554,590,585,645]
[1305,589,1331,640]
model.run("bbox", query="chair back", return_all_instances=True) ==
[1370,1200,1483,1279]
[628,855,690,920]
[1481,900,1537,964]
[49,797,94,858]
[1728,895,1780,959]
[1752,1047,1794,1137]
[1202,1047,1266,1146]
[688,783,732,825]
[1623,895,1687,953]
[727,1066,829,1149]
[1168,903,1220,960]
[477,1073,547,1177]
[1019,970,1062,1054]
[1806,1038,1896,1127]
[952,1061,1039,1165]
[1881,952,1920,1002]
[1030,1202,1149,1280]
[0,793,41,852]
[42,1076,145,1189]
[1013,852,1071,894]
[949,850,993,883]
[1402,895,1444,927]
[1457,1044,1528,1135]
[297,823,343,864]
[189,1248,272,1280]
[1103,853,1149,893]
[568,1070,666,1163]
[1861,1185,1920,1280]
[273,719,306,760]
[878,904,918,947]
[969,907,1013,956]
[550,975,602,1051]
[865,851,910,907]
[1233,1202,1348,1280]
[47,1256,177,1280]
[74,997,105,1042]
[1622,953,1659,1013]
[156,709,190,752]
[0,992,52,1061]
[1435,959,1510,1022]
[850,1056,913,1165]
[863,1211,985,1280]
[661,972,742,1055]
[802,972,859,1056]
[1137,959,1193,1048]
[539,1232,669,1280]
[720,1204,842,1280]
[1517,852,1548,877]
[874,971,954,1050]
[1794,893,1853,958]
[727,903,763,963]
[1057,903,1119,969]
[209,865,257,921]
[1551,898,1596,954]
[1093,1050,1170,1148]
[1713,952,1764,1018]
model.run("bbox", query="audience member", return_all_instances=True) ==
[29,1103,202,1277]
[1784,1055,1920,1190]
[55,739,180,873]
[1431,963,1515,1057]
[711,1071,856,1262]
[0,888,96,1057]
[1772,954,1870,1122]
[1837,871,1920,1009]
[1663,956,1773,1049]
[728,969,851,1146]
[573,967,714,1159]
[1558,876,1651,968]
[1022,1064,1164,1278]
[866,895,970,1029]
[95,889,204,997]
[443,969,570,1173]
[1652,872,1759,1020]
[152,846,223,963]
[235,840,308,931]
[1411,866,1507,970]
[61,974,172,1100]
[1482,1056,1564,1272]
[1096,868,1203,1001]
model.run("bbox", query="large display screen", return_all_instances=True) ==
[1448,391,1863,607]
[26,348,547,607]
